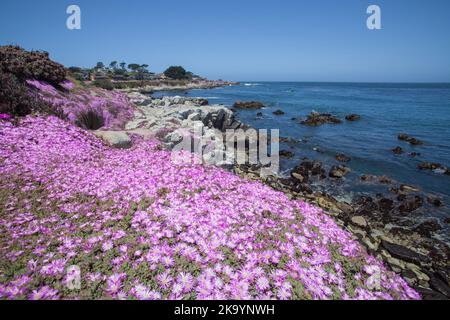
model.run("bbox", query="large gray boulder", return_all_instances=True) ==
[93,130,132,149]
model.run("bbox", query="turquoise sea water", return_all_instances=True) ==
[153,82,450,225]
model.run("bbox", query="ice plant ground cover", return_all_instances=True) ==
[0,116,420,300]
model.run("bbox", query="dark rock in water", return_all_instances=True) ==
[360,174,393,185]
[427,195,443,207]
[392,146,404,154]
[378,176,393,184]
[381,240,431,264]
[291,117,297,121]
[418,162,448,174]
[398,133,423,145]
[280,150,294,159]
[256,112,263,117]
[301,112,342,126]
[329,165,350,178]
[335,153,351,162]
[414,286,448,300]
[360,174,377,182]
[398,195,423,213]
[345,114,361,121]
[233,101,265,109]
[414,220,442,237]
[291,160,326,183]
[429,274,450,297]
[273,109,285,115]
[409,152,421,157]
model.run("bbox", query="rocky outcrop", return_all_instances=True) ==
[232,157,450,300]
[123,93,250,167]
[381,241,430,265]
[233,101,265,109]
[273,109,285,115]
[329,165,351,178]
[301,112,342,126]
[126,94,246,134]
[119,79,237,93]
[392,146,404,154]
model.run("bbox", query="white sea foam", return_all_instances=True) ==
[244,83,262,86]
[194,96,220,99]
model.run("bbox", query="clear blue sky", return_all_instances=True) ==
[1,0,449,82]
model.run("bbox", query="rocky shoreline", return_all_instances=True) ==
[117,79,238,94]
[100,92,450,300]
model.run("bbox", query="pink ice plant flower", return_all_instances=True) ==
[26,79,135,130]
[0,116,421,300]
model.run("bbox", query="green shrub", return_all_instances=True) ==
[92,79,114,90]
[163,66,188,80]
[75,109,105,130]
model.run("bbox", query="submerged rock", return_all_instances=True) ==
[392,146,404,154]
[378,176,393,184]
[418,162,449,175]
[273,109,285,115]
[427,195,443,207]
[345,114,361,121]
[398,133,423,145]
[335,153,351,162]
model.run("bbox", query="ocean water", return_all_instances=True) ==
[153,82,450,226]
